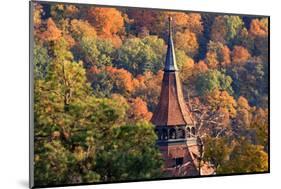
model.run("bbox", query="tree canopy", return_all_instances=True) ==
[33,3,269,185]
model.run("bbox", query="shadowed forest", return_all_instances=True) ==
[32,2,269,186]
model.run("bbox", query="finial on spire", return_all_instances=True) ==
[169,16,173,36]
[164,16,178,72]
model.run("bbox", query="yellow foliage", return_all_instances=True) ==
[181,57,195,80]
[70,19,97,39]
[175,30,199,57]
[206,89,237,118]
[205,51,219,69]
[74,146,85,161]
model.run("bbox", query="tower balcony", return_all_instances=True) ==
[154,125,197,146]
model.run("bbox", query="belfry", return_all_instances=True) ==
[151,17,199,176]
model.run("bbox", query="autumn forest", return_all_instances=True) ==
[32,2,269,187]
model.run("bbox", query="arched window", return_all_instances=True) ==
[186,127,191,138]
[155,129,161,140]
[169,128,177,139]
[162,128,168,140]
[178,128,185,139]
[191,127,196,136]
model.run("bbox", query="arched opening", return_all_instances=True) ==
[186,127,191,138]
[178,128,185,139]
[191,127,196,136]
[162,128,168,140]
[169,128,177,139]
[155,129,161,140]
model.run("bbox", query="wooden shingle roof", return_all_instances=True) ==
[151,17,194,126]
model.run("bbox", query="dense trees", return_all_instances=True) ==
[114,36,165,76]
[211,16,244,46]
[95,121,163,181]
[232,45,251,64]
[85,7,124,47]
[175,30,199,58]
[33,8,162,185]
[33,2,269,185]
[195,70,233,96]
[34,36,162,186]
[206,41,231,68]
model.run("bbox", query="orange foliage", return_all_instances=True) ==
[237,96,251,111]
[106,66,136,93]
[135,71,163,91]
[252,108,268,126]
[205,51,219,69]
[85,66,100,85]
[39,18,62,42]
[249,19,268,37]
[86,7,124,47]
[106,35,123,48]
[167,12,203,34]
[175,30,199,57]
[128,10,203,36]
[192,61,209,76]
[63,34,75,48]
[134,71,163,111]
[168,12,189,26]
[64,5,79,17]
[220,46,231,66]
[129,97,152,121]
[127,9,159,33]
[249,18,268,61]
[232,46,251,64]
[206,41,231,68]
[236,96,251,127]
[87,7,124,35]
[187,13,203,34]
[89,66,101,74]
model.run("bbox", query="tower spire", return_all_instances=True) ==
[164,17,178,72]
[151,16,193,127]
[150,17,201,177]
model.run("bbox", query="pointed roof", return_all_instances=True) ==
[151,17,194,126]
[164,17,178,72]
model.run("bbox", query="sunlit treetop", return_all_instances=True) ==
[37,18,62,42]
[249,18,268,37]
